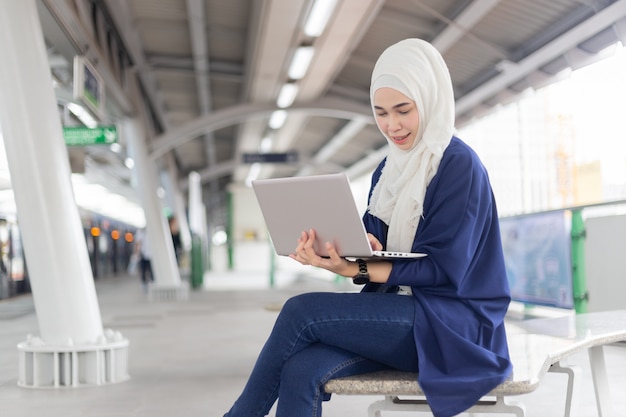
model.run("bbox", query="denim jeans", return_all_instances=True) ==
[223,291,419,417]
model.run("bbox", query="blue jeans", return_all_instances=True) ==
[224,291,419,417]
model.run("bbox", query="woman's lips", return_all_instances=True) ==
[391,133,410,144]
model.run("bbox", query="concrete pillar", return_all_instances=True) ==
[175,190,193,252]
[164,155,192,251]
[188,171,206,289]
[0,0,103,345]
[123,117,181,287]
[188,171,204,237]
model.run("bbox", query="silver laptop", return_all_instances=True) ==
[251,173,427,260]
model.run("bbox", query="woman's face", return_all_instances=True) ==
[373,87,420,151]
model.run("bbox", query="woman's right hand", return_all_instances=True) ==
[289,229,354,277]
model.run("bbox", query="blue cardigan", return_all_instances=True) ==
[362,137,513,417]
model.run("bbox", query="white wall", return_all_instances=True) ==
[584,214,626,312]
[230,184,267,242]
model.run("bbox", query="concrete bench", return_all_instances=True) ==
[324,309,626,417]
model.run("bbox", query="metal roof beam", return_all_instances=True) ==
[431,0,504,54]
[103,0,171,132]
[456,0,626,116]
[149,98,374,161]
[186,0,219,193]
[297,118,370,176]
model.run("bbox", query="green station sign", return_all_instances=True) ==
[63,126,117,146]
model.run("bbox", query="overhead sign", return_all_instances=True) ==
[73,56,104,119]
[63,126,118,146]
[243,152,298,164]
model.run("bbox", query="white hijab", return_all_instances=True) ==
[368,39,455,252]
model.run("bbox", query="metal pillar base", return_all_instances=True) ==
[17,329,129,388]
[148,281,190,301]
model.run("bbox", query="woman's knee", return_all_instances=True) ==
[279,292,326,319]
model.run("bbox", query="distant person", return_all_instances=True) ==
[134,228,153,292]
[168,215,182,265]
[222,39,512,417]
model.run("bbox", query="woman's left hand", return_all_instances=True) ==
[289,229,353,276]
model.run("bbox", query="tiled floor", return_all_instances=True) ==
[1,271,625,417]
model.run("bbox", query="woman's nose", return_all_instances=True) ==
[387,114,401,131]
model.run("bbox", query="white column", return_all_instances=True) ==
[164,155,192,251]
[0,0,103,344]
[188,171,204,236]
[175,190,193,252]
[123,117,181,287]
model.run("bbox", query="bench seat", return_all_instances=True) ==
[324,310,626,417]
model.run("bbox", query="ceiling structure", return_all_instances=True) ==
[35,0,626,227]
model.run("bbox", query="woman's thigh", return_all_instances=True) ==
[276,292,419,371]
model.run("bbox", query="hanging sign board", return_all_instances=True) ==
[63,126,118,146]
[73,56,105,119]
[242,152,298,164]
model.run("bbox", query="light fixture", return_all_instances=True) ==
[269,110,287,129]
[70,174,145,227]
[110,142,122,153]
[304,0,337,37]
[245,163,262,187]
[276,83,299,108]
[212,229,228,246]
[67,102,97,128]
[288,46,315,79]
[260,136,272,153]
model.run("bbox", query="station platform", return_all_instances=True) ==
[1,271,626,417]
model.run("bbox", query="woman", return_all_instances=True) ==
[223,38,512,417]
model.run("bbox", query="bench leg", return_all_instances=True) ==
[466,396,525,416]
[549,361,582,417]
[589,345,615,417]
[367,395,525,416]
[368,396,431,417]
